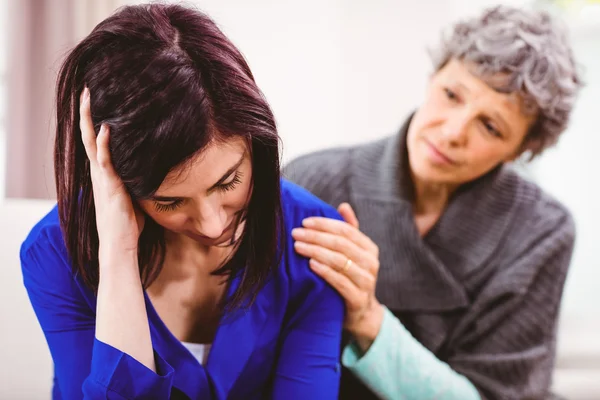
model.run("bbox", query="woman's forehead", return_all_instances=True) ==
[435,60,535,118]
[158,138,248,192]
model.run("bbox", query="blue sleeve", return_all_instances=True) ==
[270,205,345,399]
[342,307,481,400]
[20,229,176,400]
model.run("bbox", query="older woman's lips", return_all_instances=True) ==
[425,140,457,166]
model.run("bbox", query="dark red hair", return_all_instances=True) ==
[54,3,283,308]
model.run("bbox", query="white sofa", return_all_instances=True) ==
[1,199,599,399]
[1,199,54,400]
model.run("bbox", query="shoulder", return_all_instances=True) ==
[283,146,354,202]
[283,146,353,182]
[280,179,343,223]
[487,169,575,291]
[283,137,396,204]
[21,205,65,259]
[276,179,344,305]
[504,168,575,248]
[20,205,73,289]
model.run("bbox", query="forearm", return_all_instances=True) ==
[344,307,480,400]
[96,248,155,372]
[351,302,385,354]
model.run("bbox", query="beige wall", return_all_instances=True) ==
[4,0,123,200]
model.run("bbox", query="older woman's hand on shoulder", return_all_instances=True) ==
[292,203,384,351]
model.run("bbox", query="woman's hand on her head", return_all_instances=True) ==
[292,203,384,348]
[80,87,144,259]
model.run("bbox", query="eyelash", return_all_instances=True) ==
[483,120,502,138]
[444,88,459,102]
[444,87,503,139]
[219,171,243,193]
[154,200,184,213]
[153,171,243,212]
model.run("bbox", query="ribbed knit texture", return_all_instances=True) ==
[283,116,575,400]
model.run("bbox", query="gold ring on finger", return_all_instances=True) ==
[342,258,352,273]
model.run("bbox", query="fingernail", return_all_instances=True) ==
[83,87,90,101]
[302,218,315,228]
[98,124,106,136]
[291,228,305,239]
[294,241,307,250]
[309,259,323,271]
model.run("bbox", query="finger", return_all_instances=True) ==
[309,259,365,308]
[337,258,376,291]
[294,241,375,290]
[133,204,146,233]
[302,217,377,254]
[95,124,117,177]
[338,202,359,229]
[79,87,97,163]
[292,227,377,273]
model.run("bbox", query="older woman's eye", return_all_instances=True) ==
[483,120,502,138]
[444,88,458,101]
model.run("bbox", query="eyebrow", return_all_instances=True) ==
[455,82,470,94]
[453,80,511,135]
[151,154,245,201]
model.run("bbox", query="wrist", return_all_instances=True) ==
[99,244,139,271]
[350,301,385,353]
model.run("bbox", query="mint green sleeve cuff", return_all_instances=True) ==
[342,307,481,400]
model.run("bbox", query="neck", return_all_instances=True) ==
[410,172,459,215]
[166,230,212,254]
[162,231,236,278]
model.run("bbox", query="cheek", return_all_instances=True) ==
[138,202,189,232]
[226,179,252,210]
[463,142,512,173]
[408,100,444,142]
[150,213,188,231]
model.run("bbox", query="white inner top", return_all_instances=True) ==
[181,341,212,365]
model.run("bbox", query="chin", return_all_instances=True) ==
[412,166,445,184]
[410,157,461,185]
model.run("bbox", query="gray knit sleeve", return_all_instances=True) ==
[447,201,575,400]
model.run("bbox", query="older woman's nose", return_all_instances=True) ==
[440,112,470,145]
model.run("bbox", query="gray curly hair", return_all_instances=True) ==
[430,5,583,159]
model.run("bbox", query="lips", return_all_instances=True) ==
[425,140,458,165]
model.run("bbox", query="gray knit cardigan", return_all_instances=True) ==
[283,116,575,400]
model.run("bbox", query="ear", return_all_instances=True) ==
[507,139,538,163]
[509,112,541,162]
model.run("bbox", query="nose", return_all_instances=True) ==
[441,111,470,145]
[192,200,228,239]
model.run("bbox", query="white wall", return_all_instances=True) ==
[159,0,461,163]
[530,29,600,317]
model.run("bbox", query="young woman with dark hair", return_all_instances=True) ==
[20,4,343,399]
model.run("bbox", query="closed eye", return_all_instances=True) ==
[154,199,184,213]
[217,171,243,193]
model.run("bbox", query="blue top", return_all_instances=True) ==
[20,179,345,400]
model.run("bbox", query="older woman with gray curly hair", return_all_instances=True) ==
[285,5,582,400]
